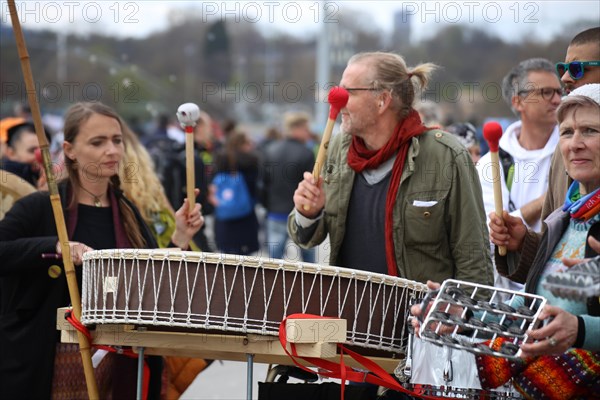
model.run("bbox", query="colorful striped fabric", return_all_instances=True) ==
[476,338,600,400]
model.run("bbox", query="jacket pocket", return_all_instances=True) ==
[404,197,446,245]
[323,162,349,218]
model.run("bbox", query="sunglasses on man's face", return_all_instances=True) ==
[555,61,600,80]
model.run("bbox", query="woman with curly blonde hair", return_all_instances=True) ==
[120,121,211,397]
[120,126,179,248]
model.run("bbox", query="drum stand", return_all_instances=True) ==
[57,310,404,399]
[137,346,144,400]
[132,347,252,400]
[246,353,254,399]
[130,344,252,399]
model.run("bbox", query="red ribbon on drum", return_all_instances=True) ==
[278,313,454,400]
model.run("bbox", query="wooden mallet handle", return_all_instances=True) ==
[185,126,195,210]
[483,121,506,256]
[177,103,201,211]
[303,87,349,211]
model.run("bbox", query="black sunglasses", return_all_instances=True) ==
[555,61,600,80]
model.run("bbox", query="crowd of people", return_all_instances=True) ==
[0,26,598,400]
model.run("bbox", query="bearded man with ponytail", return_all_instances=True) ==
[289,52,493,287]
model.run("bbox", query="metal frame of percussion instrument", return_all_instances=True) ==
[418,279,547,361]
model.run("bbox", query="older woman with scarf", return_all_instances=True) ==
[412,85,600,399]
[0,102,204,399]
[490,84,600,354]
[480,84,600,399]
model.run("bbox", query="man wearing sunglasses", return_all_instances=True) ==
[556,28,600,96]
[543,27,600,223]
[477,58,561,292]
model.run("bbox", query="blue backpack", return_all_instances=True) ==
[213,172,253,220]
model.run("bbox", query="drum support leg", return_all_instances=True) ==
[136,347,145,400]
[246,353,255,400]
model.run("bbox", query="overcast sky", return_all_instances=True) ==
[1,1,598,43]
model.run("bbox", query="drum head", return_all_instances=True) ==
[0,170,36,219]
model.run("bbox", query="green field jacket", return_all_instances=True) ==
[288,129,494,286]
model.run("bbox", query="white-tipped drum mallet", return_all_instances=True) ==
[483,121,507,256]
[177,103,201,211]
[303,87,349,211]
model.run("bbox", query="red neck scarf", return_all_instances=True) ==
[347,110,427,276]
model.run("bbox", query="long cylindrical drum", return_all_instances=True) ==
[81,249,427,355]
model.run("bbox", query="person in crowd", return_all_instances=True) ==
[221,119,238,141]
[13,102,32,120]
[121,123,194,249]
[288,51,493,286]
[0,117,16,157]
[143,114,169,145]
[498,27,600,283]
[543,27,600,222]
[209,130,260,255]
[119,118,212,398]
[477,58,562,290]
[491,84,600,336]
[194,111,222,180]
[261,111,316,262]
[0,117,46,187]
[127,115,147,140]
[143,116,186,212]
[257,126,282,154]
[414,84,600,399]
[0,102,203,399]
[446,122,481,163]
[414,99,444,128]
